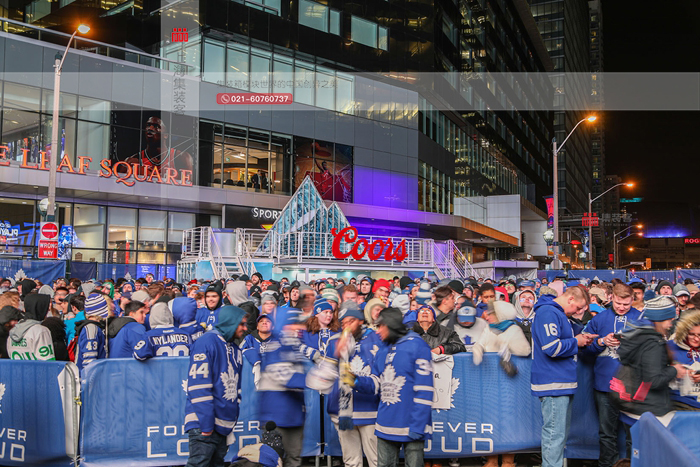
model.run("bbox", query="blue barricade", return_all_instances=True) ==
[0,360,79,467]
[629,270,674,283]
[631,412,700,467]
[0,259,66,284]
[567,270,627,282]
[80,358,320,467]
[322,354,598,458]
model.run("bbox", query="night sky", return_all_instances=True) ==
[602,0,700,236]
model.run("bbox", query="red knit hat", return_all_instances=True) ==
[372,279,392,293]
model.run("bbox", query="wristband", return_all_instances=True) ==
[439,345,445,354]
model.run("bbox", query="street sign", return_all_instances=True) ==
[620,198,643,203]
[38,221,59,259]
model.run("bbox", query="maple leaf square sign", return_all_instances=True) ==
[38,222,59,259]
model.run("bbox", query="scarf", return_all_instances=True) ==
[338,329,356,430]
[490,320,516,333]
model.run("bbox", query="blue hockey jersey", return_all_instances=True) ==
[184,329,243,436]
[109,320,148,358]
[300,329,338,362]
[133,326,192,360]
[582,307,643,392]
[258,330,307,428]
[325,328,383,425]
[669,340,700,409]
[192,306,221,341]
[355,332,433,442]
[531,295,580,397]
[172,297,199,337]
[75,320,106,372]
[241,332,275,366]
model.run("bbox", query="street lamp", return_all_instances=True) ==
[552,115,597,268]
[588,181,634,267]
[46,24,91,221]
[614,225,643,268]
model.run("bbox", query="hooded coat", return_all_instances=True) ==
[226,281,259,334]
[18,279,37,301]
[7,293,55,361]
[0,306,23,359]
[617,323,677,416]
[513,290,537,344]
[184,306,247,436]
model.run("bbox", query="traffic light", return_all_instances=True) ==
[645,258,652,270]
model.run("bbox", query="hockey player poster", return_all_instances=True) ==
[293,139,353,203]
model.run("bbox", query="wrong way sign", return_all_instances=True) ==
[39,222,59,259]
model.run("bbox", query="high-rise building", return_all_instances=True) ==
[589,0,607,266]
[0,0,555,271]
[529,0,593,263]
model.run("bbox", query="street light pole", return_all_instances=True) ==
[588,181,633,268]
[613,225,642,269]
[552,115,596,269]
[47,25,90,221]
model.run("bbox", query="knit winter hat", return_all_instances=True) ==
[372,279,392,294]
[312,297,333,315]
[260,292,277,305]
[375,307,407,336]
[415,281,432,305]
[399,276,413,290]
[85,293,109,318]
[321,288,340,304]
[643,289,656,301]
[643,295,677,322]
[416,304,437,320]
[447,280,464,294]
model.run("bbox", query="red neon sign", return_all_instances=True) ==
[330,227,408,262]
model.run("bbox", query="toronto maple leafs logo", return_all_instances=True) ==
[350,355,371,377]
[380,365,405,405]
[0,383,5,414]
[221,361,239,402]
[370,345,379,357]
[449,377,460,409]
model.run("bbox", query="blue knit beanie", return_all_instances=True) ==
[643,295,677,322]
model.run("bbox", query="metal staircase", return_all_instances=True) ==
[432,240,477,280]
[178,227,257,282]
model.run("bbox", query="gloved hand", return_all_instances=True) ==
[339,362,356,387]
[408,431,423,441]
[472,343,484,366]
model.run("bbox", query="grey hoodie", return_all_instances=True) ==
[513,290,537,322]
[150,302,174,328]
[226,281,249,307]
[7,319,56,360]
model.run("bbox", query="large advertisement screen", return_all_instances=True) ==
[293,139,352,202]
[110,107,197,182]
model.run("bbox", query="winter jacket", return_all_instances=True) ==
[513,290,537,344]
[617,324,677,416]
[324,328,384,425]
[0,306,23,359]
[42,317,69,361]
[355,332,433,442]
[226,281,260,333]
[7,319,55,360]
[133,326,192,360]
[171,297,199,337]
[108,317,147,358]
[258,330,307,428]
[64,311,86,343]
[300,329,338,361]
[412,321,465,355]
[450,315,489,350]
[668,310,700,408]
[472,322,531,359]
[582,307,644,392]
[531,295,580,397]
[184,329,243,436]
[75,320,106,372]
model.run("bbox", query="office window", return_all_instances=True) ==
[74,204,106,249]
[299,0,340,35]
[203,40,225,84]
[352,16,388,50]
[108,207,137,250]
[138,209,166,251]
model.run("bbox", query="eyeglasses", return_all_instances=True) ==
[688,333,700,339]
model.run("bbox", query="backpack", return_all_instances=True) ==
[67,336,79,362]
[609,355,651,413]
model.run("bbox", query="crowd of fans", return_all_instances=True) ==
[1,272,698,467]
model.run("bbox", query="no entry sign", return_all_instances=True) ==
[39,222,59,259]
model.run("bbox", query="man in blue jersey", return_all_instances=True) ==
[184,305,247,467]
[582,283,642,467]
[108,300,148,358]
[193,283,224,340]
[531,286,596,467]
[351,307,433,467]
[134,302,192,359]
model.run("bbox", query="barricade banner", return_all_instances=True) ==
[628,270,674,283]
[0,259,66,284]
[0,360,79,467]
[323,354,599,458]
[676,269,700,283]
[80,358,321,467]
[631,412,700,467]
[567,269,627,282]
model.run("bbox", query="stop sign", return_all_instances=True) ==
[41,222,59,239]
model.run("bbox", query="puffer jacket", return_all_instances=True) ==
[412,321,465,355]
[617,323,677,416]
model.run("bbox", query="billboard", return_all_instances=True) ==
[293,139,352,202]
